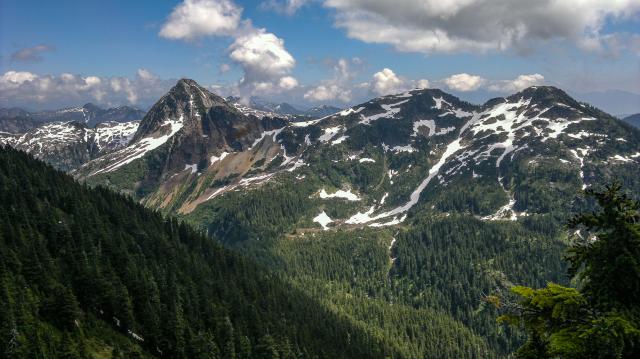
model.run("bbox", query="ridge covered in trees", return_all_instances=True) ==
[0,146,400,358]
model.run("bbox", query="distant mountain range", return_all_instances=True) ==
[622,113,640,128]
[0,103,146,132]
[0,120,139,171]
[0,94,341,172]
[226,96,341,119]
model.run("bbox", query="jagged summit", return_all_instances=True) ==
[132,78,234,142]
[79,78,276,187]
[176,78,199,86]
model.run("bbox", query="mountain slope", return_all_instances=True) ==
[0,120,139,171]
[80,82,640,225]
[225,97,341,119]
[78,79,292,207]
[180,86,640,357]
[0,146,427,358]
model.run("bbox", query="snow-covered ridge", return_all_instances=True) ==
[2,120,139,157]
[90,115,184,175]
[338,93,609,226]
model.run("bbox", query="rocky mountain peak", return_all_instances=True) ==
[132,79,234,142]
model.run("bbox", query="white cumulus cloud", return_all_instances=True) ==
[159,0,242,40]
[304,58,361,102]
[0,69,175,109]
[261,0,308,15]
[323,0,640,55]
[304,84,352,102]
[0,71,38,86]
[487,74,545,92]
[160,0,298,98]
[443,73,485,92]
[230,29,296,81]
[371,68,408,95]
[278,76,299,90]
[415,79,430,89]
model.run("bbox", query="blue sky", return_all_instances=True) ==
[1,0,639,113]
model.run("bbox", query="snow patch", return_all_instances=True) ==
[359,99,409,125]
[331,135,349,145]
[313,211,333,230]
[250,128,284,149]
[318,126,342,143]
[319,188,360,201]
[210,151,229,165]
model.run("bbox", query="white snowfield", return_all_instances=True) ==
[319,188,361,201]
[313,211,333,230]
[17,122,87,154]
[338,106,365,117]
[432,97,473,118]
[331,135,349,145]
[610,154,637,163]
[250,128,284,148]
[318,126,343,143]
[184,163,198,174]
[570,148,591,190]
[90,115,184,175]
[482,198,519,221]
[412,119,456,137]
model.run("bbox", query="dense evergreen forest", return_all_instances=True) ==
[0,146,402,358]
[184,171,577,357]
[2,141,638,358]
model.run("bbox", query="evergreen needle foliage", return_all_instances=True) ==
[498,184,640,358]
